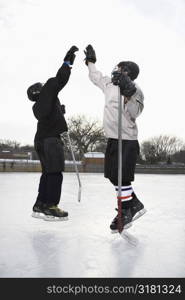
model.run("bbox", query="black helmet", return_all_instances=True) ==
[117,61,139,80]
[27,82,43,102]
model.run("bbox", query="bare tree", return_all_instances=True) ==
[172,145,185,164]
[141,135,184,164]
[0,139,20,150]
[141,141,158,164]
[63,115,106,160]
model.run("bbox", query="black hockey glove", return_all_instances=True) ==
[119,73,136,97]
[64,45,79,65]
[111,70,121,85]
[84,44,96,65]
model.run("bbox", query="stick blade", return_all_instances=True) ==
[78,186,82,202]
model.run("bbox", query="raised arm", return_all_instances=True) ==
[54,45,79,93]
[84,45,110,92]
[33,46,78,119]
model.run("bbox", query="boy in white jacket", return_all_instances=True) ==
[84,45,146,232]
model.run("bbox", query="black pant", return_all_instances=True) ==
[104,138,139,186]
[34,137,65,206]
[36,173,63,206]
[34,137,65,173]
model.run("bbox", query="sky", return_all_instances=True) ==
[0,0,185,146]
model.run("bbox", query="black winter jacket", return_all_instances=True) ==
[32,63,71,141]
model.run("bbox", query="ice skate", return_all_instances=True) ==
[32,202,46,219]
[43,205,68,221]
[130,193,146,221]
[110,207,132,233]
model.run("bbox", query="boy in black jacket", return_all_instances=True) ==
[27,46,78,221]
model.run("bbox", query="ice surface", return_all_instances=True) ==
[0,172,185,278]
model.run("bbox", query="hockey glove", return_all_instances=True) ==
[64,45,79,65]
[111,70,121,85]
[119,73,136,97]
[84,44,96,65]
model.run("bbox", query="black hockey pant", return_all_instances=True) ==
[34,137,64,206]
[104,138,139,186]
[36,173,63,206]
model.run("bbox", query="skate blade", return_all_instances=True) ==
[31,212,45,219]
[43,215,68,222]
[111,221,133,234]
[132,208,147,222]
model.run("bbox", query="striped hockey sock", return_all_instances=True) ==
[115,185,133,202]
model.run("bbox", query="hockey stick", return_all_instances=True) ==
[117,90,138,244]
[66,132,82,202]
[117,87,124,234]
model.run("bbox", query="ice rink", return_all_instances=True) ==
[0,172,185,278]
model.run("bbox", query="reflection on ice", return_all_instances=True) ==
[121,231,139,246]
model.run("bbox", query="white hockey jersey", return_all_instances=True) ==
[88,62,144,140]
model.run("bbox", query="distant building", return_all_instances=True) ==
[0,150,31,160]
[82,152,105,172]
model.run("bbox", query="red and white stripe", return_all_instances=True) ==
[115,185,133,201]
